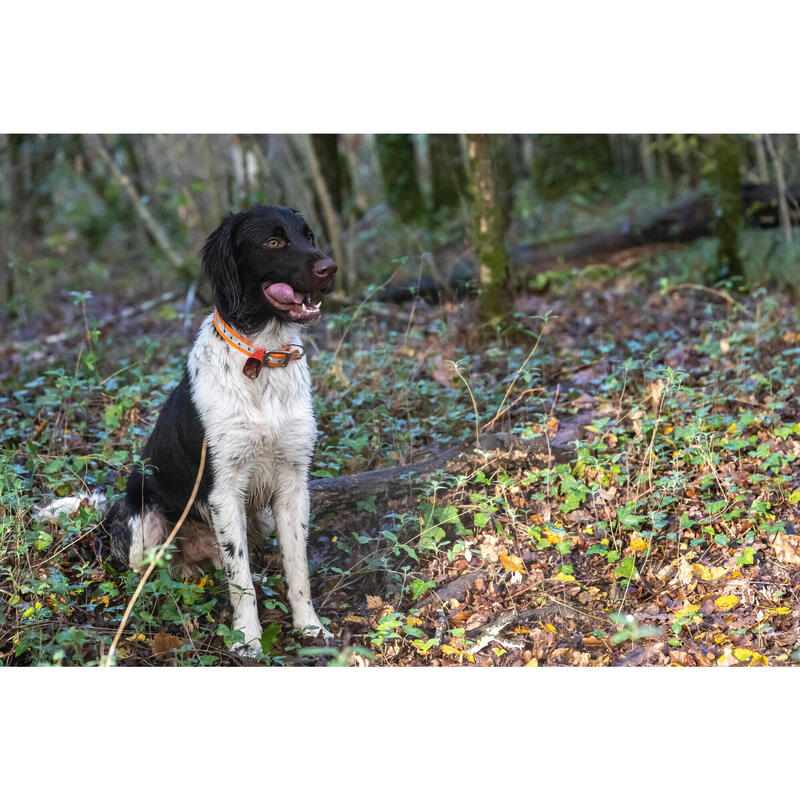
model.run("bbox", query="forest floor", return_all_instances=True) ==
[2,253,799,666]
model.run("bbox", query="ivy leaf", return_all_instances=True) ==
[737,547,755,567]
[260,621,281,655]
[614,557,639,581]
[473,511,490,528]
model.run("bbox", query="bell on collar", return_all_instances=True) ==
[243,356,263,379]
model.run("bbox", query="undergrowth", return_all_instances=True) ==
[1,252,799,666]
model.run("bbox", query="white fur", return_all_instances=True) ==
[186,314,328,653]
[127,509,169,570]
[34,490,107,521]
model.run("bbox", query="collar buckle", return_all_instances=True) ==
[265,345,305,368]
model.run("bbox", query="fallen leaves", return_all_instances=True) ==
[770,530,800,565]
[151,632,184,657]
[499,551,526,574]
[672,556,732,586]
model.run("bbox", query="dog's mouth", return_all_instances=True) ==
[262,283,322,322]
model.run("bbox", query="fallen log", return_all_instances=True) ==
[308,411,595,519]
[377,183,800,303]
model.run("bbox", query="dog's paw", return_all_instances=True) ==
[229,638,263,658]
[296,619,334,642]
[230,616,263,657]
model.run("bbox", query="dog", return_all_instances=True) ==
[38,205,337,655]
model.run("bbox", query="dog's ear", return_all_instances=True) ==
[201,213,241,313]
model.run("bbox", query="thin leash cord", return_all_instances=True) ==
[103,436,208,666]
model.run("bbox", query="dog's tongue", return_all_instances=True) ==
[265,283,304,305]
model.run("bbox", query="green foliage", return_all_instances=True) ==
[532,134,614,201]
[3,134,800,667]
[374,134,426,224]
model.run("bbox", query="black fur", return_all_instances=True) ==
[202,205,336,335]
[105,205,337,570]
[107,369,211,567]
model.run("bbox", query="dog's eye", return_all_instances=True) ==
[306,232,314,243]
[264,238,284,248]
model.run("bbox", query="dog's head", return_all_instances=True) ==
[201,205,337,332]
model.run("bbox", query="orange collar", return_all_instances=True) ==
[213,308,305,379]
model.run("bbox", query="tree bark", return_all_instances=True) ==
[656,133,673,189]
[639,134,656,182]
[753,134,770,184]
[310,134,350,215]
[301,135,349,292]
[491,134,515,234]
[711,133,744,280]
[467,134,510,323]
[765,134,793,245]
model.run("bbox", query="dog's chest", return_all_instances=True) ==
[188,317,317,469]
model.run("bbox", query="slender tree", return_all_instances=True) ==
[710,133,744,281]
[467,134,509,323]
[311,134,351,215]
[640,134,656,181]
[765,134,793,245]
[491,135,515,233]
[375,134,425,223]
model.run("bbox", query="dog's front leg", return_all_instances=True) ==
[272,473,330,639]
[210,485,262,655]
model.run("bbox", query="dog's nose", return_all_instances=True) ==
[313,258,337,279]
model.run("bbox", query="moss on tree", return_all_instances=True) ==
[467,134,509,323]
[711,134,744,283]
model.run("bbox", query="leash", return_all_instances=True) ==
[103,436,208,666]
[213,308,305,379]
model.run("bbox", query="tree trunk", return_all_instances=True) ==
[491,135,515,234]
[765,134,793,245]
[375,134,426,224]
[310,134,350,216]
[754,134,770,184]
[466,134,510,323]
[428,134,466,212]
[301,135,349,292]
[711,133,744,280]
[656,133,673,190]
[640,134,656,181]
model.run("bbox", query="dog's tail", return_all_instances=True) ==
[33,490,109,522]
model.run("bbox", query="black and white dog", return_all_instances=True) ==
[40,205,336,655]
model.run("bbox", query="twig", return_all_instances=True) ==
[103,437,207,665]
[449,360,481,448]
[481,387,544,431]
[668,283,754,319]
